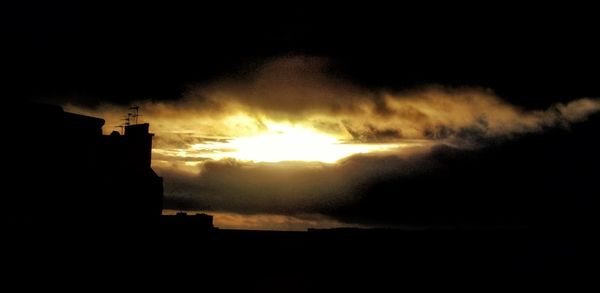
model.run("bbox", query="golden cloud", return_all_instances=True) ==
[64,56,600,222]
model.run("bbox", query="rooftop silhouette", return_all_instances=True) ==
[6,103,163,229]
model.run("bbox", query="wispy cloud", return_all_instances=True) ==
[64,56,600,223]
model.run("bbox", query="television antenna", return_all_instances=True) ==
[129,105,141,125]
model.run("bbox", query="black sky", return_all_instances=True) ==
[4,2,599,107]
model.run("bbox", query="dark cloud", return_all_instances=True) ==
[354,116,599,227]
[343,122,403,143]
[63,56,600,228]
[423,117,491,146]
[157,112,600,228]
[158,148,435,215]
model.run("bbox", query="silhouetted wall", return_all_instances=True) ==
[5,103,163,229]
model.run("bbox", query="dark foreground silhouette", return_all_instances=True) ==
[3,103,595,290]
[4,226,593,290]
[5,103,163,228]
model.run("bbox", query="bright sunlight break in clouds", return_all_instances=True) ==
[65,56,600,229]
[156,121,405,164]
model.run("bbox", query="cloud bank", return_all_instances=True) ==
[65,56,600,225]
[68,56,600,145]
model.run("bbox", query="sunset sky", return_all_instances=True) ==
[6,2,599,230]
[5,5,600,291]
[65,56,600,230]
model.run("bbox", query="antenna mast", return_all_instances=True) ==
[129,105,140,125]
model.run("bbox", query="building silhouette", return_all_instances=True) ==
[161,212,214,230]
[6,103,163,228]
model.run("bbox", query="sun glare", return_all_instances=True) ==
[187,122,400,163]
